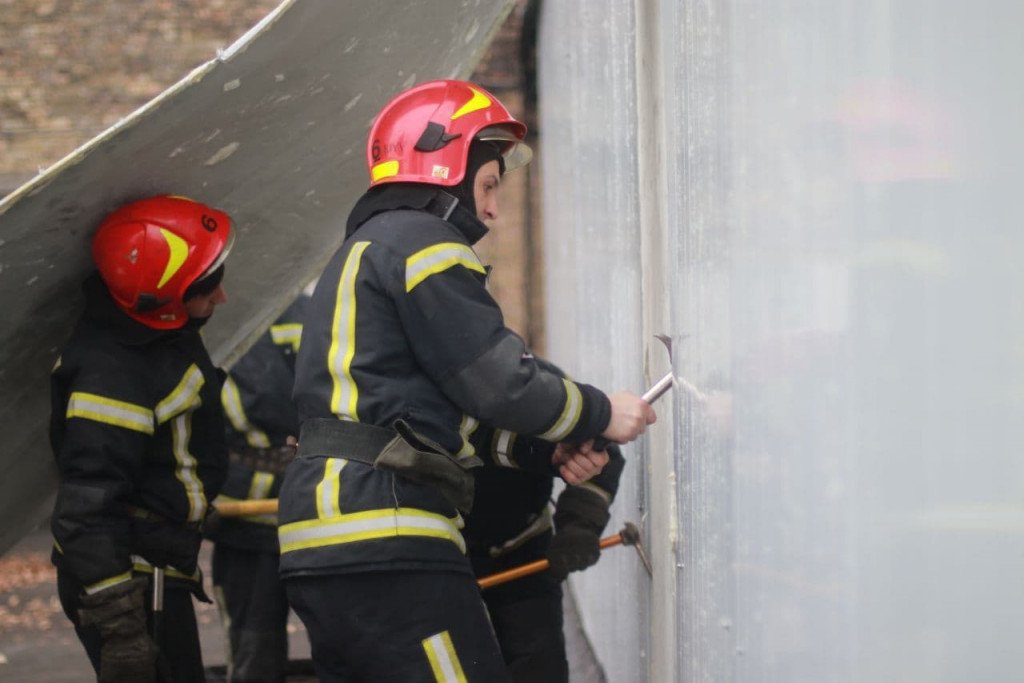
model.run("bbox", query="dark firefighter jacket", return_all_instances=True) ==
[209,296,307,552]
[279,185,612,578]
[49,274,227,594]
[463,359,626,560]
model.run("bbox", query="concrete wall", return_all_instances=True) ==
[538,1,1024,681]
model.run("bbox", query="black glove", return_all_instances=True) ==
[546,486,611,581]
[78,576,158,683]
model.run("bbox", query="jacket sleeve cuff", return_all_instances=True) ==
[564,382,611,443]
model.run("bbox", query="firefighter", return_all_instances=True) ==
[50,195,234,683]
[465,360,626,683]
[278,79,655,682]
[207,294,308,683]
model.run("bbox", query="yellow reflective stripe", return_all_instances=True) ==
[170,411,207,522]
[405,243,485,293]
[491,429,518,468]
[84,571,133,595]
[156,228,189,288]
[423,631,468,683]
[328,241,370,419]
[279,508,466,555]
[66,392,155,434]
[270,323,303,352]
[155,365,205,424]
[454,415,478,458]
[130,555,200,582]
[248,472,275,500]
[371,160,399,182]
[316,458,348,519]
[537,379,583,442]
[220,376,271,448]
[450,86,491,121]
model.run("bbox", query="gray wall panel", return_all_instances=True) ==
[539,0,1024,680]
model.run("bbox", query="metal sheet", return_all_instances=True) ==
[0,0,515,555]
[539,0,1024,681]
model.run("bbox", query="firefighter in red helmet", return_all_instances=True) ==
[279,79,655,681]
[50,195,233,682]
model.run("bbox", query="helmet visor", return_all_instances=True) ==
[476,126,533,172]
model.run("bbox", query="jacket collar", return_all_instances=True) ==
[345,184,489,245]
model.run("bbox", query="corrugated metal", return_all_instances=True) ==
[539,1,1024,681]
[0,0,517,556]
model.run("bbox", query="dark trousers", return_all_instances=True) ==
[471,537,568,683]
[57,567,205,682]
[212,544,290,683]
[285,570,512,683]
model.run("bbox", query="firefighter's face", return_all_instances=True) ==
[473,160,501,223]
[184,283,227,319]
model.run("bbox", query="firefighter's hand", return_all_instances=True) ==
[546,486,611,581]
[602,391,656,444]
[552,440,609,485]
[78,577,158,683]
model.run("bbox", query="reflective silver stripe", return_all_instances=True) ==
[493,429,517,468]
[66,392,154,434]
[170,412,207,522]
[316,458,347,519]
[423,631,468,683]
[455,414,478,458]
[405,242,485,292]
[328,241,370,419]
[279,508,466,554]
[155,364,205,424]
[220,376,271,448]
[270,323,302,352]
[537,379,583,442]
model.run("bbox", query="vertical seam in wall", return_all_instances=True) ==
[633,0,677,682]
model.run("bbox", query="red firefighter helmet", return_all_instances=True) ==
[91,195,234,330]
[367,79,532,188]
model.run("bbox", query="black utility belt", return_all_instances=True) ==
[297,418,481,513]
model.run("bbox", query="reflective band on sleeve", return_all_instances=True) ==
[405,243,485,293]
[328,241,370,420]
[537,379,583,442]
[579,481,613,505]
[248,472,275,500]
[315,458,347,519]
[221,376,271,448]
[279,507,466,555]
[155,365,205,424]
[454,414,478,459]
[423,630,469,683]
[66,392,155,434]
[84,571,133,595]
[270,323,303,352]
[170,411,207,522]
[491,429,518,468]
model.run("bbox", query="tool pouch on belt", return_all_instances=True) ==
[298,418,481,514]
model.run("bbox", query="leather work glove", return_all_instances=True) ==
[546,486,611,581]
[78,576,158,683]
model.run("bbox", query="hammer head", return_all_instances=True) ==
[620,521,642,546]
[619,521,653,576]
